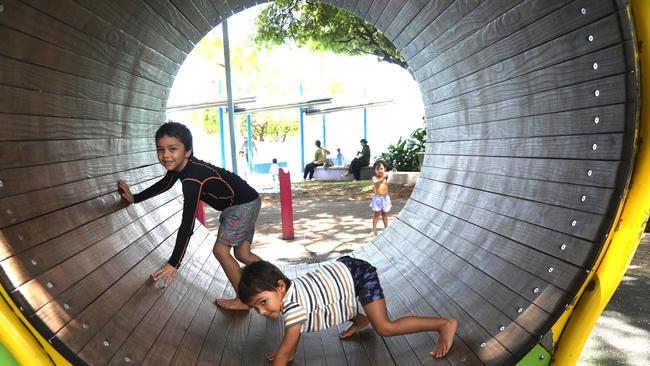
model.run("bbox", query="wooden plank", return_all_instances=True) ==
[356,246,478,366]
[421,154,621,188]
[0,137,153,170]
[391,0,457,51]
[428,104,625,142]
[0,152,158,199]
[413,0,614,83]
[0,0,174,87]
[0,27,170,100]
[143,0,202,43]
[373,0,404,31]
[240,311,271,365]
[0,114,159,142]
[0,190,176,290]
[19,0,181,74]
[379,219,551,337]
[419,167,615,215]
[403,0,517,63]
[74,0,193,56]
[382,0,430,42]
[0,85,164,126]
[353,0,373,19]
[364,0,390,26]
[0,177,172,262]
[0,164,163,229]
[425,45,627,116]
[99,231,213,366]
[140,255,221,365]
[168,268,229,366]
[331,0,359,14]
[15,199,182,315]
[365,239,511,365]
[413,177,606,241]
[170,0,216,31]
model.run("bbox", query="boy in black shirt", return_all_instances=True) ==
[118,121,262,310]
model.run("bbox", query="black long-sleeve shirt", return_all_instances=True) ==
[134,157,259,268]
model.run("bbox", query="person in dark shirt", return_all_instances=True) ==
[118,121,262,310]
[342,139,371,180]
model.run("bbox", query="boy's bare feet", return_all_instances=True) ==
[340,314,370,338]
[215,297,250,311]
[431,318,458,358]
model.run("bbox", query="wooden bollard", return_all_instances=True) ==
[279,168,294,240]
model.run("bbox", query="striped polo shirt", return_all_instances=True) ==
[281,261,357,333]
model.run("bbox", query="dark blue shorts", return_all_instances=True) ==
[337,256,384,306]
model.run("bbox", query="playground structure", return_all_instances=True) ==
[0,1,649,365]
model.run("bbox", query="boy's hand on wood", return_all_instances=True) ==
[117,180,134,204]
[151,263,177,288]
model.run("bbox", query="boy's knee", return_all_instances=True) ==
[213,243,230,258]
[372,322,397,337]
[234,251,255,264]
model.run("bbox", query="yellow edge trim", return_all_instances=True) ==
[552,1,650,364]
[0,284,69,365]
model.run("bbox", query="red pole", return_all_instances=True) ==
[196,200,206,225]
[279,168,294,240]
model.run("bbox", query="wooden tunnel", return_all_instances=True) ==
[0,0,641,365]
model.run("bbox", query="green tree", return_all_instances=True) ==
[254,0,408,70]
[237,111,300,142]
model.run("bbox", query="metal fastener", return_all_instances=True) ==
[593,62,598,70]
[533,287,540,294]
[587,170,593,176]
[571,220,577,226]
[46,282,53,289]
[499,325,505,331]
[5,208,12,215]
[17,234,23,241]
[594,116,600,124]
[548,267,554,273]
[103,340,110,347]
[580,8,587,15]
[517,307,524,313]
[0,180,4,188]
[592,143,598,150]
[125,357,131,363]
[82,323,89,329]
[581,195,587,202]
[561,244,567,251]
[480,342,486,348]
[0,5,4,13]
[594,89,600,97]
[540,355,545,360]
[31,259,37,266]
[63,303,70,310]
[588,34,594,42]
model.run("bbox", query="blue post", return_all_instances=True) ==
[363,107,368,140]
[218,80,226,168]
[299,82,305,172]
[247,113,253,174]
[322,113,326,147]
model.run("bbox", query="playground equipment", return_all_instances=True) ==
[0,0,649,364]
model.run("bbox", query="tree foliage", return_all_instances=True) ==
[254,0,408,70]
[237,112,300,143]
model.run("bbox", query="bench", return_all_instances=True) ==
[313,165,374,181]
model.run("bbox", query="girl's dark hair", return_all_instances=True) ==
[315,140,321,147]
[272,158,278,163]
[239,260,292,304]
[156,121,193,153]
[373,159,388,170]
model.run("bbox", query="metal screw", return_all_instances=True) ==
[561,243,567,250]
[593,62,598,70]
[17,234,23,241]
[0,5,4,12]
[592,143,598,150]
[594,89,600,97]
[499,325,505,331]
[548,267,554,273]
[5,208,12,215]
[580,8,587,15]
[63,303,70,310]
[594,117,600,124]
[480,342,486,348]
[82,323,89,329]
[46,282,53,289]
[125,357,131,363]
[103,340,110,347]
[30,259,37,266]
[571,220,577,226]
[587,170,593,176]
[588,34,594,42]
[581,195,587,202]
[533,287,540,294]
[517,307,524,313]
[0,180,4,188]
[540,355,546,360]
[19,306,24,312]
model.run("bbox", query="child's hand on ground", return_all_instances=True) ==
[117,180,134,204]
[151,263,177,288]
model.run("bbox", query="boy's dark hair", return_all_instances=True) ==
[373,159,388,170]
[239,260,292,304]
[272,158,277,164]
[360,138,367,144]
[315,140,321,147]
[156,121,193,152]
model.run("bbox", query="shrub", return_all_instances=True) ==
[377,127,426,171]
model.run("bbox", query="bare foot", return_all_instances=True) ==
[339,314,370,338]
[370,230,377,236]
[431,318,458,358]
[215,298,250,311]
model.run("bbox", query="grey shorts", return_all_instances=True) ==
[216,197,261,247]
